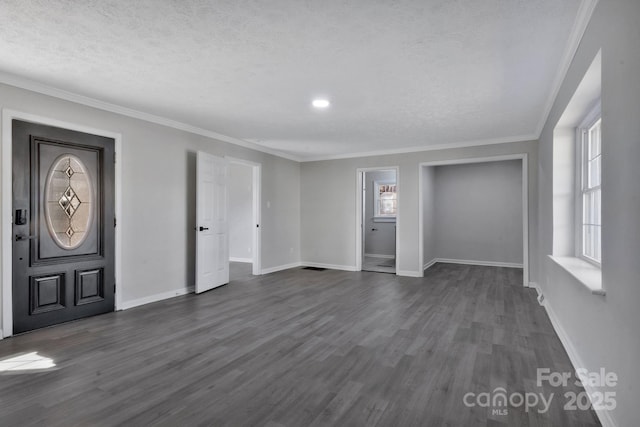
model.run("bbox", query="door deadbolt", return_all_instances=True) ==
[15,209,27,225]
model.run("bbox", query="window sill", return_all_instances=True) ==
[373,217,396,223]
[548,255,604,296]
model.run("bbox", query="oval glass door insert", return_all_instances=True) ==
[45,154,94,249]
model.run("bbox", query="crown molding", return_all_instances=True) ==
[8,12,597,168]
[534,0,599,137]
[299,134,537,162]
[0,2,596,165]
[0,71,537,164]
[0,71,301,162]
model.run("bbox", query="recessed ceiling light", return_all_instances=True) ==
[312,99,330,108]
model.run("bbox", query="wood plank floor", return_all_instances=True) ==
[0,263,600,426]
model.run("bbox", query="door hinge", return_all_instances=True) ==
[114,217,117,228]
[113,283,116,294]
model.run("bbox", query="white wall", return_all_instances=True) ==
[228,163,253,261]
[536,1,640,426]
[433,160,523,265]
[301,140,537,276]
[0,83,301,323]
[421,166,436,268]
[364,170,396,257]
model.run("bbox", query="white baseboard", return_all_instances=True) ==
[423,259,437,271]
[434,258,523,269]
[364,253,395,259]
[262,261,359,274]
[120,286,194,310]
[540,295,617,427]
[261,262,302,274]
[229,257,252,263]
[396,270,421,277]
[528,282,545,305]
[0,329,3,340]
[302,262,357,272]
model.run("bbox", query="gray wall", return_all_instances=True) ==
[536,1,640,426]
[228,163,253,261]
[0,83,301,314]
[421,166,436,268]
[301,140,537,275]
[364,170,396,257]
[433,160,523,265]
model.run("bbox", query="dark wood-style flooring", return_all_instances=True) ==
[0,263,600,426]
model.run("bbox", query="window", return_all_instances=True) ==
[45,154,94,249]
[550,51,602,294]
[578,105,601,265]
[374,181,397,221]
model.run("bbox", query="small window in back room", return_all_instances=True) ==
[374,181,397,220]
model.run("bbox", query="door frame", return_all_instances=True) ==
[225,156,261,275]
[355,166,400,273]
[1,109,123,338]
[418,153,529,286]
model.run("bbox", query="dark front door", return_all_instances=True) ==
[12,120,115,334]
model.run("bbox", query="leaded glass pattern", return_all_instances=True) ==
[45,155,93,249]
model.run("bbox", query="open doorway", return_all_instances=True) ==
[418,155,528,286]
[226,158,261,280]
[356,168,398,274]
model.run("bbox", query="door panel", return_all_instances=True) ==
[75,268,104,305]
[196,152,229,293]
[34,141,101,261]
[29,273,65,314]
[12,120,115,334]
[37,143,100,259]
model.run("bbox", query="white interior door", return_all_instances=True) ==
[196,152,229,293]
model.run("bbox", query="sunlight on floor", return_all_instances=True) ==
[0,352,56,372]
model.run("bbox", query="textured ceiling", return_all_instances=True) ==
[0,0,583,161]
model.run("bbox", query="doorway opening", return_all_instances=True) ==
[226,157,261,281]
[418,154,529,286]
[356,167,399,274]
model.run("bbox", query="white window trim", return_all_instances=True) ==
[575,101,601,268]
[550,50,603,295]
[548,255,604,296]
[373,180,397,222]
[551,100,604,296]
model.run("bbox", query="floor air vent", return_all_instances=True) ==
[303,266,327,271]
